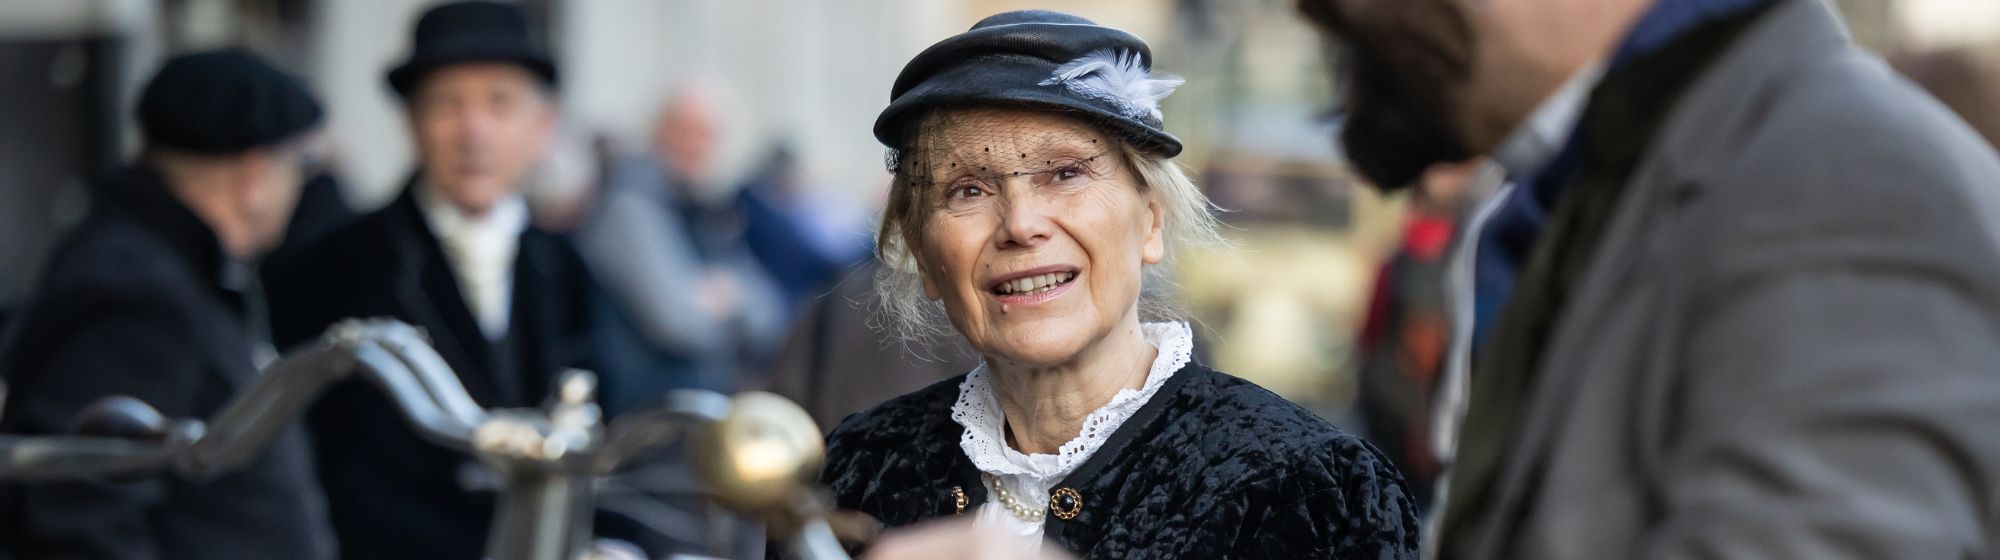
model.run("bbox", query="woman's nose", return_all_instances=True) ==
[996,179,1054,249]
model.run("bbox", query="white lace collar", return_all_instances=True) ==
[952,321,1194,481]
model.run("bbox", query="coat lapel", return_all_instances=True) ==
[382,188,507,406]
[1456,1,1834,557]
[1444,3,1789,557]
[1501,0,1851,504]
[502,230,561,405]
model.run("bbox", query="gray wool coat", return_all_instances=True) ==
[1442,0,2000,558]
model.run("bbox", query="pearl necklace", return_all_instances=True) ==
[981,472,1046,522]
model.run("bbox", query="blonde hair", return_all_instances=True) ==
[871,130,1224,349]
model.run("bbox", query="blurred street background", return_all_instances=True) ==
[0,0,1995,494]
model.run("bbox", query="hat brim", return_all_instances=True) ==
[387,50,558,99]
[873,54,1182,158]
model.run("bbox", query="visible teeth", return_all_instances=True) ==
[998,272,1075,295]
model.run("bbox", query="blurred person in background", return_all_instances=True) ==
[1299,0,2000,557]
[1354,157,1490,513]
[259,170,360,319]
[737,143,874,309]
[649,88,790,351]
[521,121,604,234]
[263,172,357,272]
[763,259,979,432]
[572,88,786,411]
[261,136,360,287]
[822,10,1417,558]
[0,49,333,560]
[265,2,593,558]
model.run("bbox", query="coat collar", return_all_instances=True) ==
[1642,0,1852,199]
[1441,0,1852,556]
[1491,63,1604,180]
[101,164,252,302]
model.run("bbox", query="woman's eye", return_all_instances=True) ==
[948,183,988,199]
[1052,165,1086,183]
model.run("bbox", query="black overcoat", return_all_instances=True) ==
[0,165,334,560]
[267,178,593,560]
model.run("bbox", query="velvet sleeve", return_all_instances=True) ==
[818,377,970,530]
[1240,433,1422,559]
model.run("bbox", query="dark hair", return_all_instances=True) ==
[1296,0,1476,189]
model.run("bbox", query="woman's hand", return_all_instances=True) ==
[862,518,1076,560]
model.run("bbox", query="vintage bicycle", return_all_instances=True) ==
[0,319,848,560]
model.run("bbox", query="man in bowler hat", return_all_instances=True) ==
[0,48,334,560]
[266,2,593,557]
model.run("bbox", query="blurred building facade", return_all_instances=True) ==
[0,0,1993,417]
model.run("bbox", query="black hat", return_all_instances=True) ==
[874,10,1184,157]
[386,1,557,99]
[137,48,323,154]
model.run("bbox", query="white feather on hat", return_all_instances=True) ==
[1039,49,1185,123]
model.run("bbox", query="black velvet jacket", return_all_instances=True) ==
[823,362,1421,558]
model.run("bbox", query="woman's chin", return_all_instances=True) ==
[975,327,1096,369]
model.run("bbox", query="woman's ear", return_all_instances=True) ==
[1142,197,1165,265]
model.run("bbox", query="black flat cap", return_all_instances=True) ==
[875,10,1184,157]
[137,48,323,154]
[387,0,557,99]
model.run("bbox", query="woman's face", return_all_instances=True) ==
[912,108,1165,367]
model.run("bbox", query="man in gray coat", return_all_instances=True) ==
[1300,0,2000,558]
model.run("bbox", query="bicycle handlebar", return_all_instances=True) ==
[0,319,482,480]
[0,318,847,559]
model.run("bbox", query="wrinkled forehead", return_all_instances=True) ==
[908,107,1115,177]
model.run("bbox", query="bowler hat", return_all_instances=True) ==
[386,1,557,99]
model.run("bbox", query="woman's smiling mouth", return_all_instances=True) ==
[989,267,1080,305]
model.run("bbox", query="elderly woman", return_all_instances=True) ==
[820,10,1419,558]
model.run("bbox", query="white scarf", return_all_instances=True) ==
[416,185,528,341]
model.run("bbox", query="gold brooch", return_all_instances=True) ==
[951,486,968,514]
[1049,487,1082,520]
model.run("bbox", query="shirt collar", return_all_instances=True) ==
[1490,60,1606,180]
[1612,0,1773,65]
[413,180,529,242]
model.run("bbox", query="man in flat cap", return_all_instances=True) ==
[1298,0,2000,558]
[0,48,334,560]
[266,1,592,557]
